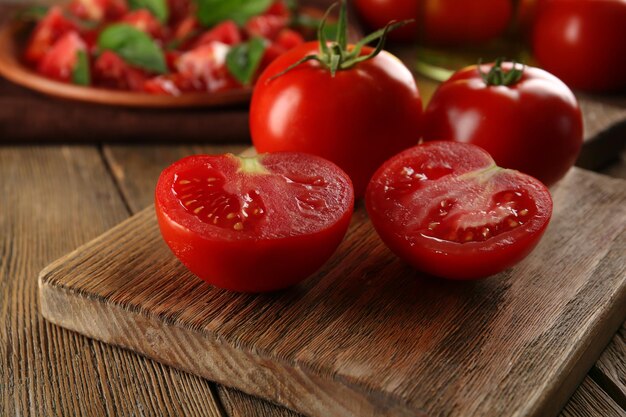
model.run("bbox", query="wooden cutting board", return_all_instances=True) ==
[39,167,626,417]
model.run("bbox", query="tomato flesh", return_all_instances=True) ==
[156,152,354,292]
[366,141,553,280]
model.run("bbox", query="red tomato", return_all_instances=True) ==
[176,42,239,92]
[250,42,423,197]
[423,62,583,186]
[259,29,305,71]
[532,0,626,92]
[93,51,147,91]
[366,141,553,280]
[353,0,418,41]
[155,152,354,292]
[24,7,76,64]
[121,10,164,39]
[68,0,128,21]
[167,0,194,24]
[245,14,288,40]
[37,31,86,83]
[144,75,182,95]
[354,0,513,44]
[194,20,242,47]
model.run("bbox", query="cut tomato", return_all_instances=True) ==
[24,7,77,64]
[366,141,553,280]
[121,10,164,39]
[68,0,128,22]
[176,42,239,92]
[194,20,242,47]
[37,31,87,83]
[93,51,147,91]
[245,14,288,40]
[155,153,354,292]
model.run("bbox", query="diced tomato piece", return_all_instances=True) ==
[37,31,87,83]
[167,0,194,24]
[194,21,242,47]
[144,75,182,95]
[122,9,164,39]
[93,51,147,91]
[165,50,181,72]
[275,29,304,50]
[172,16,199,45]
[265,1,291,18]
[176,42,239,92]
[68,0,128,22]
[245,14,288,40]
[24,6,77,64]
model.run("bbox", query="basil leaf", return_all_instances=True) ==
[226,37,265,85]
[97,24,167,74]
[195,0,273,27]
[72,50,91,86]
[128,0,169,23]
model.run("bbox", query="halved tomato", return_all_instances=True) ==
[155,153,354,292]
[24,6,77,64]
[366,141,553,280]
[37,31,87,83]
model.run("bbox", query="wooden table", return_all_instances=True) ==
[0,7,624,417]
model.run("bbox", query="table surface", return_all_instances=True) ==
[0,5,625,417]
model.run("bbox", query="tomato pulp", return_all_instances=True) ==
[366,142,553,280]
[250,41,423,198]
[423,62,583,186]
[155,153,354,292]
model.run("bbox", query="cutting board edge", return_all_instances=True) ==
[37,275,427,417]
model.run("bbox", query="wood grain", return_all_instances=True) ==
[560,377,626,417]
[0,145,226,417]
[38,167,626,417]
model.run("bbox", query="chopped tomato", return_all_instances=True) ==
[265,1,290,18]
[37,31,87,83]
[68,0,128,22]
[245,14,289,40]
[172,15,199,46]
[167,0,194,24]
[121,10,164,39]
[144,75,182,95]
[24,7,76,64]
[176,42,239,92]
[194,20,242,47]
[259,29,304,71]
[93,51,147,91]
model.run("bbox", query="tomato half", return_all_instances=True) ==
[532,0,626,92]
[250,41,423,198]
[366,141,553,280]
[423,62,583,186]
[155,152,354,292]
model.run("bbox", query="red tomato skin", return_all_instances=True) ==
[353,0,418,41]
[250,41,423,198]
[24,7,77,64]
[93,51,147,91]
[366,142,553,280]
[354,0,512,44]
[194,20,242,47]
[423,64,583,186]
[155,153,354,292]
[532,0,626,92]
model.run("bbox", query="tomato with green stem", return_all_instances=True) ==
[251,1,422,198]
[423,60,583,186]
[366,141,553,280]
[155,152,354,293]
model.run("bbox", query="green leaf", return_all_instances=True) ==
[226,37,266,85]
[97,24,167,74]
[128,0,169,23]
[195,0,273,27]
[72,50,91,86]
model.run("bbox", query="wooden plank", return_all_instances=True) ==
[0,145,227,416]
[590,327,626,410]
[560,377,626,417]
[38,167,626,417]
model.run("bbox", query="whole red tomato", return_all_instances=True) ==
[423,61,583,186]
[532,0,626,92]
[353,0,418,41]
[366,141,553,280]
[250,3,422,197]
[155,152,354,292]
[354,0,513,45]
